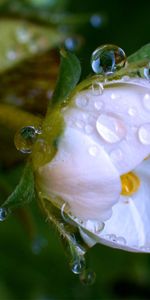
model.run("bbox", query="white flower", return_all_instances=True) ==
[37,77,150,252]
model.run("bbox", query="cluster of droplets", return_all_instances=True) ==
[14,125,41,154]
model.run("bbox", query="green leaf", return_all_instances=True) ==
[51,49,81,105]
[2,162,35,211]
[128,43,150,63]
[0,18,64,73]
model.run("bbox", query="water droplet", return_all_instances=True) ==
[70,257,86,274]
[94,100,103,111]
[96,113,126,143]
[116,236,126,245]
[143,93,150,111]
[85,125,93,134]
[84,220,104,233]
[105,234,117,242]
[138,66,150,80]
[14,126,41,154]
[80,269,96,286]
[76,96,88,108]
[121,75,130,82]
[110,148,123,162]
[90,14,102,28]
[128,107,136,116]
[0,207,8,221]
[89,146,98,156]
[138,124,150,145]
[75,120,84,129]
[92,81,104,96]
[91,44,126,75]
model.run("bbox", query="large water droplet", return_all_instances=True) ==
[96,113,126,143]
[70,257,86,274]
[14,126,41,154]
[0,207,9,221]
[138,124,150,145]
[143,93,150,111]
[91,44,126,75]
[80,269,96,286]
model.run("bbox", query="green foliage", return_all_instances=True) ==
[128,43,150,63]
[2,162,35,211]
[51,49,81,106]
[0,19,63,73]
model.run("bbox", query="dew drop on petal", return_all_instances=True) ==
[92,81,104,96]
[80,269,96,286]
[76,96,88,108]
[143,93,150,111]
[85,125,93,134]
[94,100,103,111]
[96,113,126,143]
[138,124,150,145]
[116,236,127,245]
[89,146,98,156]
[128,107,137,116]
[14,126,41,154]
[110,148,123,162]
[91,44,126,75]
[0,207,9,222]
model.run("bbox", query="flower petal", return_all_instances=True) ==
[37,127,121,221]
[64,78,150,175]
[81,158,150,252]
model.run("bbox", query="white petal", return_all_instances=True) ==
[37,127,121,221]
[81,158,150,252]
[65,78,150,175]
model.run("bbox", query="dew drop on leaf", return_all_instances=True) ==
[80,269,96,286]
[14,126,41,154]
[91,44,126,75]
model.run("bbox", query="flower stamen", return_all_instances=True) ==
[121,172,140,196]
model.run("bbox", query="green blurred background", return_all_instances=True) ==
[0,0,150,299]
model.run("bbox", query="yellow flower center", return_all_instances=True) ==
[121,172,140,196]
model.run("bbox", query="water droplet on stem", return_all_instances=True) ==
[70,256,86,274]
[14,126,41,154]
